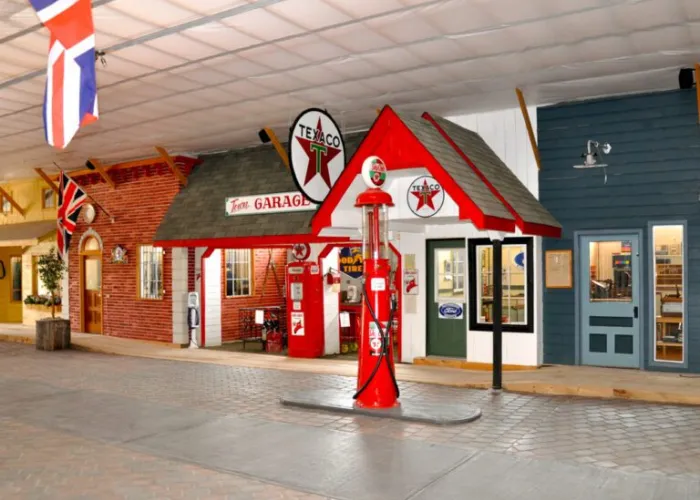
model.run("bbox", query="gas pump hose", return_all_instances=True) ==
[352,284,400,401]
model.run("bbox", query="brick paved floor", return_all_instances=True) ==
[2,342,700,499]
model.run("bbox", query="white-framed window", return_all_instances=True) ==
[42,188,56,209]
[139,245,164,300]
[434,248,466,301]
[652,225,684,364]
[469,238,533,333]
[225,249,252,297]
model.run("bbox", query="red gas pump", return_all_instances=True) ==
[286,260,325,358]
[353,156,400,409]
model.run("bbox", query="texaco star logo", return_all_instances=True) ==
[292,243,311,261]
[296,118,342,189]
[289,109,346,204]
[407,176,445,218]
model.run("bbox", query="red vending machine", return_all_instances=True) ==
[286,261,325,358]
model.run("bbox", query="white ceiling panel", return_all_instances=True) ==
[277,34,348,62]
[114,44,188,70]
[110,0,198,27]
[364,10,442,44]
[239,45,309,70]
[93,6,158,39]
[223,9,306,40]
[269,0,353,30]
[216,79,274,100]
[168,0,252,16]
[170,65,232,86]
[320,23,395,52]
[1,0,699,180]
[145,33,222,60]
[181,22,261,51]
[202,54,272,78]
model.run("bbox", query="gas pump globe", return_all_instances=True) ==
[353,156,400,409]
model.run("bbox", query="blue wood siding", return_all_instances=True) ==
[538,89,700,372]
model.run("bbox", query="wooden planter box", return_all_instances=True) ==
[36,318,71,351]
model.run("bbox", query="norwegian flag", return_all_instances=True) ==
[57,172,88,255]
[30,0,99,149]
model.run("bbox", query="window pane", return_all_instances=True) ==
[85,259,101,291]
[653,226,684,363]
[84,237,99,251]
[436,248,465,300]
[503,245,527,324]
[476,244,528,325]
[139,246,163,299]
[43,189,55,208]
[225,249,251,297]
[2,197,11,213]
[11,257,21,301]
[589,241,632,302]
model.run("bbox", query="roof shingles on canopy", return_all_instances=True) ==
[425,114,561,236]
[154,133,365,246]
[396,112,514,223]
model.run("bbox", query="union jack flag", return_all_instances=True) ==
[30,0,99,149]
[57,172,88,255]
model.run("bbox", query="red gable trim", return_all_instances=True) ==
[154,234,349,249]
[312,106,515,235]
[423,112,561,239]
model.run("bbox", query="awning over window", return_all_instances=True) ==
[0,220,56,247]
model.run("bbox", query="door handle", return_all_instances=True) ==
[633,306,638,319]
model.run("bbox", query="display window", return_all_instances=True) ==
[468,237,534,333]
[652,225,684,363]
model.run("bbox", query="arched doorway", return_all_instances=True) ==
[80,235,103,334]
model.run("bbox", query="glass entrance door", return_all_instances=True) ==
[579,235,641,368]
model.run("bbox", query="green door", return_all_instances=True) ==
[426,239,467,357]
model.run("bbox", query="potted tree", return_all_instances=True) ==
[35,247,70,351]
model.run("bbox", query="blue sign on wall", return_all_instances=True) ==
[339,247,363,279]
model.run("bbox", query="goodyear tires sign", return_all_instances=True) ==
[339,247,363,279]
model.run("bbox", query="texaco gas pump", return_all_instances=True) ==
[353,156,400,409]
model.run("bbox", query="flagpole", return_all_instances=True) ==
[58,166,116,223]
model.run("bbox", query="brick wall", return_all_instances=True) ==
[68,163,192,342]
[221,248,287,342]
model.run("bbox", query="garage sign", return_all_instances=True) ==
[225,191,317,216]
[289,108,346,204]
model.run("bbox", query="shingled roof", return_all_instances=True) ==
[425,114,561,235]
[155,132,365,245]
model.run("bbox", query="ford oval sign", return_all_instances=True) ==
[438,303,464,320]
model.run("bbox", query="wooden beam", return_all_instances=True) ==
[0,185,25,217]
[155,146,188,186]
[35,167,59,193]
[264,127,290,170]
[695,64,700,124]
[88,158,116,190]
[515,88,542,171]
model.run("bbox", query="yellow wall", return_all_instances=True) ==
[1,177,57,323]
[0,177,57,226]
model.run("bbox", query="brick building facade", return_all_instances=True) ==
[68,161,193,342]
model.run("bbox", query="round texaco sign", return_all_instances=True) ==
[289,108,346,204]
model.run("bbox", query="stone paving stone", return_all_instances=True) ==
[3,341,700,496]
